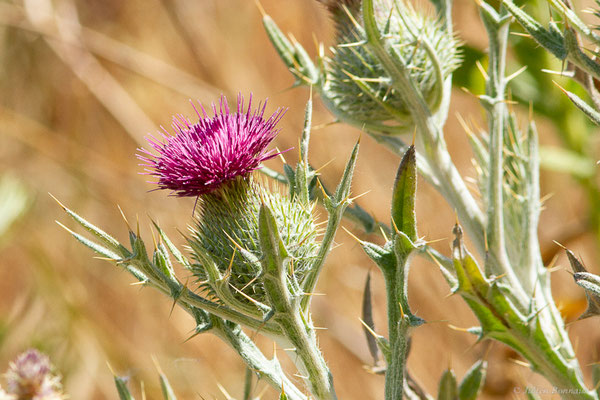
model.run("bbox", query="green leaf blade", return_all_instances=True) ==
[458,360,487,400]
[391,145,418,242]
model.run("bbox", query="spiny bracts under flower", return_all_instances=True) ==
[139,94,285,197]
[189,178,319,307]
[2,349,65,400]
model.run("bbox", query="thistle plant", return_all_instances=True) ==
[57,93,359,400]
[55,0,600,398]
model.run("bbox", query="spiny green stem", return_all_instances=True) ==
[479,5,526,302]
[477,4,592,397]
[211,318,307,400]
[361,0,486,259]
[263,269,336,400]
[259,204,337,400]
[275,312,336,400]
[145,281,305,399]
[382,266,410,400]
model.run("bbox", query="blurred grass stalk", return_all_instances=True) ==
[0,0,221,145]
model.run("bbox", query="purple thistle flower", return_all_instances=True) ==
[139,94,286,197]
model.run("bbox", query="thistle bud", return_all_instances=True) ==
[191,180,319,305]
[319,0,461,133]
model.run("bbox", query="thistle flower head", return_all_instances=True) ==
[139,94,285,197]
[4,349,64,400]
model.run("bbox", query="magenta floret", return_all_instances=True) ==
[139,94,285,197]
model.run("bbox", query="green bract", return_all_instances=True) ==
[189,177,319,306]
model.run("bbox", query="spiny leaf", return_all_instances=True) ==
[566,249,600,319]
[114,376,135,400]
[55,196,129,256]
[334,139,360,204]
[361,241,396,272]
[362,271,380,365]
[158,372,177,400]
[556,84,600,125]
[263,15,298,73]
[391,145,417,242]
[458,360,487,400]
[502,0,567,59]
[152,221,191,269]
[62,226,120,260]
[438,369,458,400]
[262,15,318,85]
[295,98,314,205]
[258,203,289,276]
[279,388,289,400]
[451,224,488,297]
[567,249,588,273]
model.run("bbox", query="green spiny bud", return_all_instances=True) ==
[319,0,461,133]
[189,177,319,307]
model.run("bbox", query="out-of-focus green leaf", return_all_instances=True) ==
[526,389,542,400]
[114,376,135,400]
[0,174,30,239]
[593,364,600,398]
[158,372,177,400]
[458,360,487,400]
[438,369,458,400]
[539,146,595,178]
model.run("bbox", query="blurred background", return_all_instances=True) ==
[1,0,600,398]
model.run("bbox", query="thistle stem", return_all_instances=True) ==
[259,204,337,400]
[361,0,486,258]
[481,5,512,280]
[275,312,337,400]
[263,267,337,400]
[478,4,592,398]
[382,265,411,400]
[211,317,308,400]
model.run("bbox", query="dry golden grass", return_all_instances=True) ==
[0,0,598,399]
